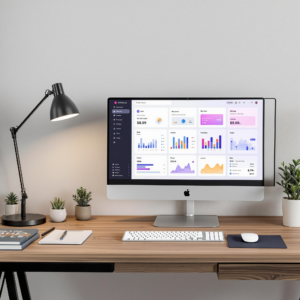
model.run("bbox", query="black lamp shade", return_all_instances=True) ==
[50,83,79,121]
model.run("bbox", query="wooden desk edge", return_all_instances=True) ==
[115,263,217,273]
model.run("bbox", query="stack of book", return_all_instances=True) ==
[0,228,40,250]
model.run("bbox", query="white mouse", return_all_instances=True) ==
[241,233,259,243]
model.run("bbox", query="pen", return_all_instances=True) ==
[41,227,55,237]
[60,230,68,241]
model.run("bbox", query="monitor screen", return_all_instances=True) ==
[107,98,264,186]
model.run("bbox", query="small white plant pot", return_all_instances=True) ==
[50,208,67,223]
[282,197,300,227]
[5,204,19,216]
[75,205,91,221]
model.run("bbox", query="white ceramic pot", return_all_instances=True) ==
[50,208,67,223]
[282,197,300,227]
[5,204,19,216]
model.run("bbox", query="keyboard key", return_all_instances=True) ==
[219,232,224,241]
[205,232,209,240]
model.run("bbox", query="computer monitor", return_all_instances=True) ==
[107,98,264,227]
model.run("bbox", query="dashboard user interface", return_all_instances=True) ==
[108,99,264,185]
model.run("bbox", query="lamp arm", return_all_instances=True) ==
[10,89,53,219]
[15,89,53,133]
[10,129,27,218]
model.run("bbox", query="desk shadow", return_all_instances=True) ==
[84,216,98,221]
[116,216,156,223]
[48,219,68,224]
[229,216,283,227]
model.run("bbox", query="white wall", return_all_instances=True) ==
[0,1,300,299]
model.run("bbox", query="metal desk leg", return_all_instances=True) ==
[5,272,19,300]
[17,273,31,300]
[0,272,5,298]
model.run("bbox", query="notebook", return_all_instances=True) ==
[0,228,38,244]
[0,233,40,250]
[38,230,92,245]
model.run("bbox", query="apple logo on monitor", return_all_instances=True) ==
[184,189,190,197]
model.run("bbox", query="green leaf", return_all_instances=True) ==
[73,187,92,207]
[51,197,65,210]
[278,160,300,199]
[4,192,19,205]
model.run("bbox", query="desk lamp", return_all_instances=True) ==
[1,83,79,226]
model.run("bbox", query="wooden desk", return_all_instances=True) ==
[1,215,300,288]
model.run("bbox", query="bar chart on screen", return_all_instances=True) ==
[199,130,226,154]
[135,129,167,153]
[169,130,197,154]
[134,155,167,177]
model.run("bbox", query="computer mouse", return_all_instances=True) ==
[241,233,259,243]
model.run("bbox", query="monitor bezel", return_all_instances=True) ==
[107,97,264,186]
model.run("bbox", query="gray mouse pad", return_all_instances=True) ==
[227,235,287,248]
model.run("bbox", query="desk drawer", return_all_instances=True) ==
[218,264,300,280]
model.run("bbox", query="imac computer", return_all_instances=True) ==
[107,98,265,227]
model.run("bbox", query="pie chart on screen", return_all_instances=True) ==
[156,117,162,124]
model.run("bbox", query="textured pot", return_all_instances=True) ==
[75,205,91,221]
[50,208,67,223]
[5,204,19,216]
[282,197,300,227]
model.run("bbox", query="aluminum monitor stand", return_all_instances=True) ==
[154,200,219,227]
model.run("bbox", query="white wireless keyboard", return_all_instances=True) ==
[122,231,224,242]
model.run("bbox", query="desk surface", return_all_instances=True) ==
[0,215,299,264]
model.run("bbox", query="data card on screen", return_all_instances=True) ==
[135,129,167,154]
[228,107,257,128]
[169,155,197,176]
[169,107,197,128]
[134,155,167,177]
[169,130,197,154]
[199,108,226,128]
[134,107,168,128]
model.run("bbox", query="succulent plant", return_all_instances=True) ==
[73,187,92,207]
[277,159,300,200]
[51,197,66,209]
[4,192,19,205]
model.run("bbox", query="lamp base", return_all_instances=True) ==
[1,214,46,226]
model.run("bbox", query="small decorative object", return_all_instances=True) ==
[73,187,92,221]
[50,197,67,223]
[277,159,300,227]
[4,192,19,216]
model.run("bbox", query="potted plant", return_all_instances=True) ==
[277,159,300,227]
[4,192,19,216]
[73,187,92,221]
[50,197,67,223]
